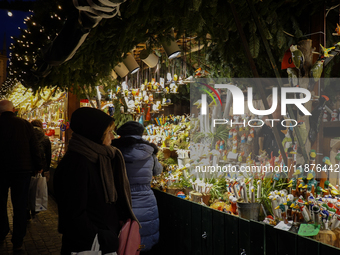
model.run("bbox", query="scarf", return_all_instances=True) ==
[68,133,118,203]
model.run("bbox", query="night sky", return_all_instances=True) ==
[0,9,29,58]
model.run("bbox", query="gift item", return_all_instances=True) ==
[323,110,328,122]
[331,109,339,121]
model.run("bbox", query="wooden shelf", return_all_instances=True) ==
[323,121,340,128]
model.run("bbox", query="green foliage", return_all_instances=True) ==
[209,177,227,200]
[249,20,257,34]
[169,182,183,189]
[113,93,133,129]
[192,124,230,149]
[158,151,165,162]
[179,171,193,188]
[276,26,286,50]
[291,17,303,39]
[262,23,273,40]
[213,124,230,145]
[249,34,260,58]
[257,177,289,216]
[5,0,340,95]
[164,157,177,165]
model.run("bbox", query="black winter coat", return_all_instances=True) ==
[54,151,125,254]
[259,122,285,157]
[33,127,52,172]
[0,111,42,173]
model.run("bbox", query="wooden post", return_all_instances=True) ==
[65,91,80,151]
[310,7,325,166]
[287,153,294,179]
[309,8,326,186]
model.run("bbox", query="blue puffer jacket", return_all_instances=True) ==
[117,135,162,251]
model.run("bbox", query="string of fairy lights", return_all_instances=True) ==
[0,78,65,114]
[9,4,64,78]
[1,0,202,107]
[0,2,66,101]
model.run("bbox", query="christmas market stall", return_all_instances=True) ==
[2,0,340,254]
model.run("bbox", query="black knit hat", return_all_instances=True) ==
[117,121,145,137]
[70,107,114,144]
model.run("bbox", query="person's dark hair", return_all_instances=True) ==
[31,119,43,129]
[70,107,114,144]
[113,121,157,154]
[116,121,145,137]
[112,136,158,154]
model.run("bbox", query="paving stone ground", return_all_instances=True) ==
[0,192,62,255]
[0,192,161,255]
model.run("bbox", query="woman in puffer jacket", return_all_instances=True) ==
[112,121,162,252]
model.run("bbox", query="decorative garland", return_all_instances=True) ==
[3,0,340,95]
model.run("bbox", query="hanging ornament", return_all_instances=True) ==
[145,106,151,121]
[60,123,66,132]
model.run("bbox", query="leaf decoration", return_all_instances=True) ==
[276,27,286,49]
[249,33,260,59]
[193,0,202,11]
[249,20,257,34]
[270,22,278,34]
[260,18,273,40]
[266,14,273,24]
[291,17,303,39]
[3,0,339,97]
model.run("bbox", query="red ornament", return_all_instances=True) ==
[281,48,296,70]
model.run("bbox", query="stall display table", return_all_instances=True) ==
[153,189,340,255]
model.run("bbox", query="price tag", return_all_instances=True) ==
[274,220,293,231]
[298,224,320,237]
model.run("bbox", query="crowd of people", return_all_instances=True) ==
[0,100,163,255]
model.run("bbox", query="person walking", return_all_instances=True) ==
[0,100,43,254]
[258,94,286,157]
[31,119,52,180]
[54,107,139,255]
[112,121,163,253]
[27,119,52,219]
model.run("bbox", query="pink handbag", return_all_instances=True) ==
[117,219,143,255]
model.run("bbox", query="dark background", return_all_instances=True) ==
[0,5,29,58]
